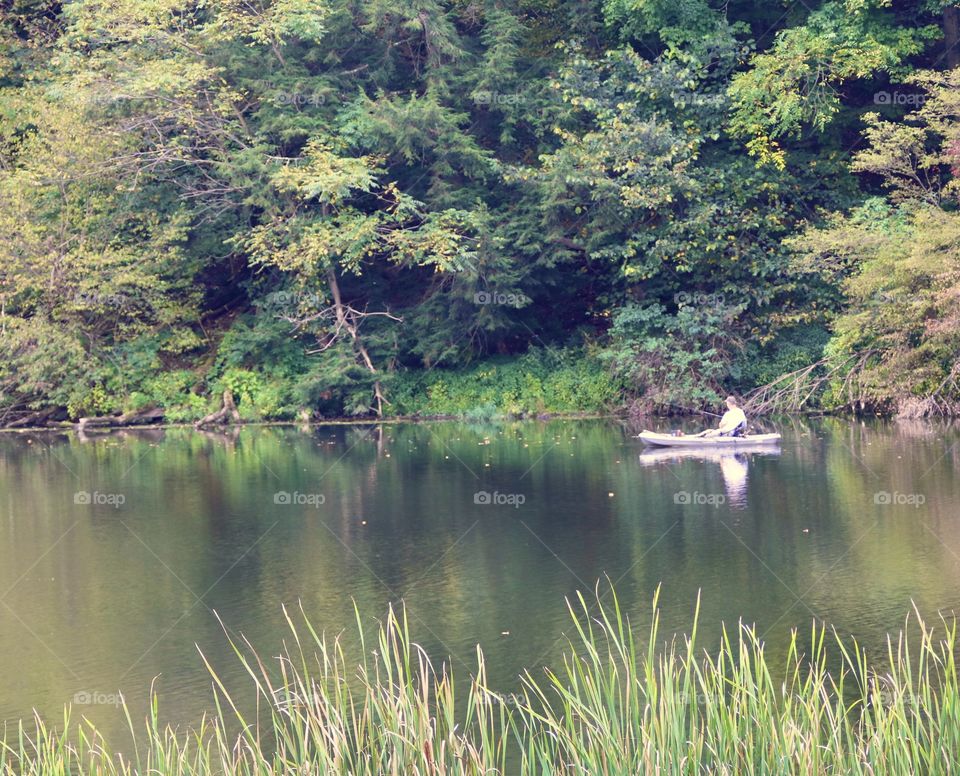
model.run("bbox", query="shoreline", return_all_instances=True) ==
[0,410,618,434]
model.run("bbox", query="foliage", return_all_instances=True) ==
[604,302,742,408]
[5,587,960,772]
[728,1,938,167]
[129,370,208,423]
[793,70,960,415]
[388,350,622,417]
[734,325,833,393]
[2,0,960,422]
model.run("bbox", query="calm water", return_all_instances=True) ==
[2,417,960,743]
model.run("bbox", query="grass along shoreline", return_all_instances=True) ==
[4,586,959,774]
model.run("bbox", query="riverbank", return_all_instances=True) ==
[3,587,957,774]
[0,351,627,431]
[0,411,615,434]
[6,345,949,434]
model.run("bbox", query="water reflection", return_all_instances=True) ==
[638,446,781,508]
[3,418,960,748]
[719,455,749,508]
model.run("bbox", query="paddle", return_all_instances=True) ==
[667,403,723,419]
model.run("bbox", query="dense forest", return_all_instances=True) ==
[2,0,960,425]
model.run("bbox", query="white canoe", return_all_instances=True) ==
[638,430,781,447]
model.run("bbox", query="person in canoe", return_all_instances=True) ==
[697,396,747,438]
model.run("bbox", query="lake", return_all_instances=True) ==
[1,417,959,744]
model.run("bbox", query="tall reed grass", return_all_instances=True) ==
[3,585,959,774]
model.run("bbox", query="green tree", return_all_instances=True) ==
[793,69,960,415]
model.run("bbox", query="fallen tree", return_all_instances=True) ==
[77,407,165,431]
[194,390,241,429]
[1,406,61,429]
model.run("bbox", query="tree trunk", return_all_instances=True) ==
[78,406,164,431]
[193,391,241,429]
[325,267,386,417]
[945,6,960,69]
[3,406,59,429]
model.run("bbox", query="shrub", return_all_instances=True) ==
[388,349,622,417]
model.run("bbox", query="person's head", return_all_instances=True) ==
[725,395,738,409]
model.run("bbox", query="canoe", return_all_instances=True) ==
[638,430,781,447]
